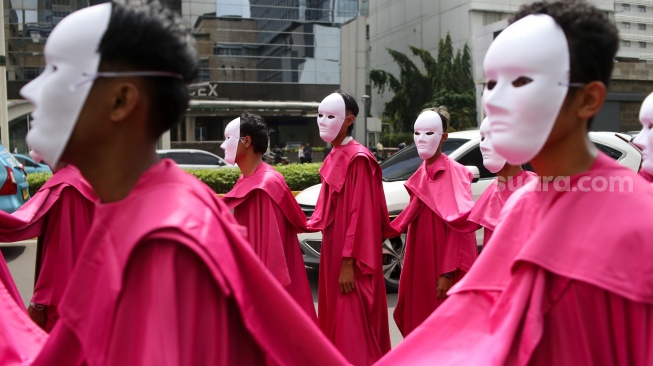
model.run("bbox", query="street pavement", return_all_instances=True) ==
[2,241,405,348]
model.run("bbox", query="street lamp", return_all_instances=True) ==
[361,94,370,147]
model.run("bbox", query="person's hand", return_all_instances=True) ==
[339,258,356,294]
[436,275,454,300]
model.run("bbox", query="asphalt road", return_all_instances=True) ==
[3,241,405,348]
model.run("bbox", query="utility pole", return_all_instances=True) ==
[0,3,10,149]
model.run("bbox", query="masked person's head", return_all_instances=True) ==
[20,0,198,167]
[317,91,358,143]
[482,1,618,166]
[633,93,653,175]
[220,112,268,166]
[413,106,449,161]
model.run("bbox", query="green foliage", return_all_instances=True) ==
[27,172,52,196]
[370,34,477,132]
[28,164,324,196]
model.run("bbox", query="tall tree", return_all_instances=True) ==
[371,33,477,132]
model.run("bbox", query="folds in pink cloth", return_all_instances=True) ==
[0,165,96,331]
[27,159,348,366]
[222,162,316,321]
[308,140,392,366]
[389,155,478,336]
[468,170,537,248]
[376,153,653,365]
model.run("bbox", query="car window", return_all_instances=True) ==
[594,142,623,161]
[166,152,192,164]
[192,153,222,165]
[456,145,495,179]
[381,138,470,181]
[0,151,20,168]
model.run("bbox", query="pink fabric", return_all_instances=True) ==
[0,165,96,331]
[468,170,536,248]
[0,277,47,365]
[390,156,478,336]
[0,251,22,307]
[33,159,347,366]
[639,169,653,183]
[308,140,392,366]
[222,162,316,321]
[376,152,653,365]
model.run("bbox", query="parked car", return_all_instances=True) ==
[284,142,303,150]
[157,149,233,170]
[295,130,642,292]
[12,153,52,175]
[0,147,30,214]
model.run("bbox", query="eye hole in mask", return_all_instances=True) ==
[486,80,497,90]
[512,76,533,88]
[425,132,435,136]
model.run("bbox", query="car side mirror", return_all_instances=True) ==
[465,165,480,183]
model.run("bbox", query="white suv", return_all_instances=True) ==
[295,130,642,292]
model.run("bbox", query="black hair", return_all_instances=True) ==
[335,90,359,136]
[240,112,268,154]
[511,1,618,89]
[421,106,449,132]
[98,0,199,138]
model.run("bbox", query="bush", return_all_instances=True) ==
[28,172,52,196]
[27,163,324,196]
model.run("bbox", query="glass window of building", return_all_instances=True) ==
[640,23,647,30]
[623,22,631,29]
[640,41,647,48]
[622,3,630,11]
[638,5,646,12]
[623,40,631,47]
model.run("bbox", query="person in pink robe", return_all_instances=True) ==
[222,112,316,321]
[638,169,653,183]
[468,118,536,248]
[0,165,96,331]
[308,91,392,366]
[375,3,653,365]
[389,108,478,337]
[0,251,22,308]
[0,2,351,365]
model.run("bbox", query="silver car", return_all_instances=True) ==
[157,149,233,170]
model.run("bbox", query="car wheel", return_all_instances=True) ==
[382,233,406,293]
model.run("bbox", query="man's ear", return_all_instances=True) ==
[441,132,448,142]
[109,82,140,122]
[343,114,355,128]
[576,81,606,121]
[243,135,252,148]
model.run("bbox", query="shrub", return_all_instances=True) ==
[27,163,324,196]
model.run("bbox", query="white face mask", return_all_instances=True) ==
[413,111,444,160]
[19,4,112,167]
[633,92,653,174]
[220,117,240,165]
[483,14,571,165]
[479,117,507,173]
[317,93,347,142]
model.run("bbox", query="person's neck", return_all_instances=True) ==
[331,133,350,147]
[530,127,598,179]
[237,153,263,177]
[425,151,442,165]
[76,141,160,203]
[496,164,523,183]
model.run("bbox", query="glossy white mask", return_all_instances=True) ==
[220,117,240,165]
[317,93,346,142]
[20,4,111,167]
[479,117,507,173]
[413,111,444,160]
[633,92,653,174]
[483,14,571,165]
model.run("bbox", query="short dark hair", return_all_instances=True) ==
[240,112,268,154]
[99,0,199,139]
[336,91,359,136]
[511,1,618,88]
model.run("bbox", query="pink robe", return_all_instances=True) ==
[376,152,653,365]
[26,159,347,366]
[468,170,537,248]
[0,251,22,307]
[308,140,392,366]
[0,165,96,331]
[222,162,317,321]
[639,169,653,183]
[389,155,478,337]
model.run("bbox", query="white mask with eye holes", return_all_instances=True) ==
[479,117,507,173]
[483,14,572,165]
[317,93,347,142]
[19,3,112,167]
[220,117,241,165]
[413,110,444,160]
[633,92,653,175]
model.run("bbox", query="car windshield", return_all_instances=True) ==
[380,138,469,181]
